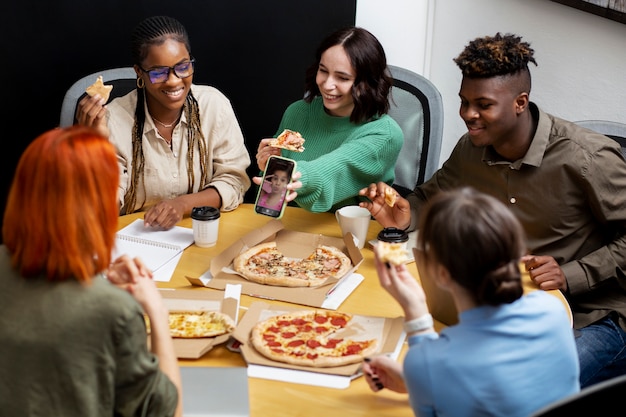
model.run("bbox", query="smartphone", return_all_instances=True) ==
[254,155,296,219]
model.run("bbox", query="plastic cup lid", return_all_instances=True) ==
[377,227,409,243]
[191,206,220,221]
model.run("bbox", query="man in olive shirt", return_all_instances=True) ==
[360,33,626,388]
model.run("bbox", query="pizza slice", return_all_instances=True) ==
[377,241,409,265]
[384,187,397,207]
[85,75,113,102]
[270,129,306,152]
[145,310,236,338]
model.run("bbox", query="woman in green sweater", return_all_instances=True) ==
[255,26,404,212]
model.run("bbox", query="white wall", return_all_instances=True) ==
[357,0,626,164]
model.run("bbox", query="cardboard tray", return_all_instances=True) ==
[158,285,240,359]
[232,302,405,379]
[186,220,364,308]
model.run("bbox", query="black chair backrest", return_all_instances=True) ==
[528,374,626,416]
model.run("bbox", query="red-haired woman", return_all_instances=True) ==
[0,126,181,417]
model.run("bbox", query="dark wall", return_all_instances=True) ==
[3,1,356,240]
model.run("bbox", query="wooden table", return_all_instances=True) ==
[118,204,570,417]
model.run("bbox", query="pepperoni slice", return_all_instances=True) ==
[291,318,307,326]
[287,339,306,347]
[330,316,348,327]
[324,338,343,349]
[306,339,322,348]
[345,342,365,355]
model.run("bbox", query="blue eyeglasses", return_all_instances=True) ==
[139,58,196,84]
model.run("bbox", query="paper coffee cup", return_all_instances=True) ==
[191,206,220,248]
[335,206,371,249]
[377,227,409,249]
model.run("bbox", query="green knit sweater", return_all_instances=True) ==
[277,96,404,212]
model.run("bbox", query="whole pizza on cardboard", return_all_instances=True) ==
[233,242,352,287]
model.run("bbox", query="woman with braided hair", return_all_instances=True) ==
[77,15,250,230]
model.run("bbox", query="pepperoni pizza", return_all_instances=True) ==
[250,310,378,367]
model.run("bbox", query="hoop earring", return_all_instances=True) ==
[136,77,145,89]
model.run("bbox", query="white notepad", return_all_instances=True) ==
[112,219,195,282]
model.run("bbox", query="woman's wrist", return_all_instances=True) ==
[403,313,434,334]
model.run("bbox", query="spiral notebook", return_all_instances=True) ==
[112,219,195,282]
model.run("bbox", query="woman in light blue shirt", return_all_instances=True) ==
[363,187,579,417]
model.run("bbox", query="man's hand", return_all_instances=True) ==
[358,182,411,229]
[521,254,568,292]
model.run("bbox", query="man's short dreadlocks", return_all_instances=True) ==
[453,33,537,78]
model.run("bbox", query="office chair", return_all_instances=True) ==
[574,119,626,160]
[387,65,444,197]
[528,373,626,416]
[59,67,137,127]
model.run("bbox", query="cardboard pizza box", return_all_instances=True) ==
[186,220,364,309]
[157,285,241,359]
[232,302,405,387]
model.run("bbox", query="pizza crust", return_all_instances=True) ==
[233,242,352,287]
[250,310,378,367]
[85,75,113,102]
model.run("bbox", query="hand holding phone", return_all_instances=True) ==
[254,155,297,219]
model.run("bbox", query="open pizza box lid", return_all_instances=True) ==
[186,220,364,309]
[157,284,241,359]
[232,302,405,387]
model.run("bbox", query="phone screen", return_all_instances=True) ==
[254,156,296,219]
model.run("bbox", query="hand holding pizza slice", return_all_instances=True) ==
[269,129,306,152]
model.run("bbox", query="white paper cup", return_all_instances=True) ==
[335,206,371,249]
[191,206,220,248]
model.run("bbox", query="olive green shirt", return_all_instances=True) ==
[0,246,178,417]
[407,103,626,331]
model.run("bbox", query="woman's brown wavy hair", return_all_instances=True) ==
[303,26,392,124]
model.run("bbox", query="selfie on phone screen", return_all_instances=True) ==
[255,156,296,218]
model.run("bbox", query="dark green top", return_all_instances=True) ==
[0,246,177,417]
[278,96,404,212]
